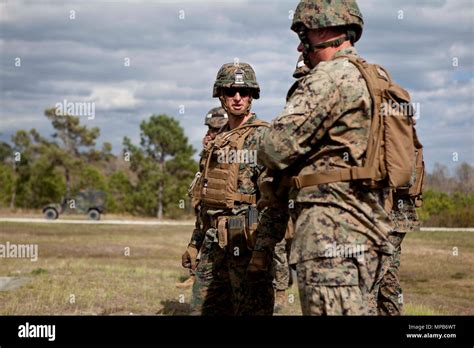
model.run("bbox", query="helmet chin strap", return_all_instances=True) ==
[298,29,347,68]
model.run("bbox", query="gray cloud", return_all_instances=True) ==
[0,0,472,173]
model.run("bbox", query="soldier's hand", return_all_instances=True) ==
[182,244,199,270]
[202,135,212,147]
[246,250,271,282]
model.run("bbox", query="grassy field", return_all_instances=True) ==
[0,222,472,315]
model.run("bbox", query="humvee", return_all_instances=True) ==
[43,190,106,220]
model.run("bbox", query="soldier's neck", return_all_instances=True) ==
[228,112,252,130]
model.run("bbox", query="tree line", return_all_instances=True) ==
[420,162,474,227]
[0,109,198,219]
[0,109,472,225]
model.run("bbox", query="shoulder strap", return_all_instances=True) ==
[220,119,269,148]
[283,55,386,188]
[221,119,269,138]
[228,119,268,205]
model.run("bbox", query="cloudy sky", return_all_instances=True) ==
[0,0,472,173]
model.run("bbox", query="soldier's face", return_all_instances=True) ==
[222,88,252,117]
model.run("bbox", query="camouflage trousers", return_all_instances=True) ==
[292,205,391,316]
[273,238,292,291]
[376,232,405,315]
[191,228,274,316]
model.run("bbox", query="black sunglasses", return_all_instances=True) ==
[223,88,252,98]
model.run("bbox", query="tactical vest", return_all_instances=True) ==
[285,55,425,207]
[195,120,269,210]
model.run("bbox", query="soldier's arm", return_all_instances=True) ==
[188,206,206,250]
[247,170,289,281]
[258,70,341,171]
[253,170,290,253]
[254,207,289,253]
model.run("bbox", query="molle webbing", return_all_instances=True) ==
[200,120,269,209]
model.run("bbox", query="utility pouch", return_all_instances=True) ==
[217,216,228,249]
[227,215,247,255]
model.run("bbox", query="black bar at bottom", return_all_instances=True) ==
[0,315,473,346]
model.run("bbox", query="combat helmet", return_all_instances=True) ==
[291,0,364,53]
[204,107,228,129]
[212,62,260,99]
[293,54,310,78]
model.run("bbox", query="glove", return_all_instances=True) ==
[181,244,199,270]
[246,250,271,282]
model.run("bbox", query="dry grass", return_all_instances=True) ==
[400,231,474,315]
[0,208,193,221]
[0,223,190,315]
[0,222,472,315]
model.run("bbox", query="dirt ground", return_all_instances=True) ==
[0,222,472,315]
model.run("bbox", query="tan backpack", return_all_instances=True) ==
[198,120,269,210]
[287,55,424,207]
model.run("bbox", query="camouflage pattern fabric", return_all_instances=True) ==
[376,231,405,316]
[291,0,364,43]
[376,194,420,315]
[297,260,366,315]
[293,54,311,79]
[287,55,311,102]
[291,204,390,315]
[204,106,228,129]
[391,194,421,234]
[273,237,292,291]
[191,229,274,315]
[189,114,274,315]
[189,153,208,248]
[254,46,395,315]
[213,62,260,99]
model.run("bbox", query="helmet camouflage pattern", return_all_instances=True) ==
[212,62,260,99]
[293,54,310,78]
[291,0,364,43]
[204,107,228,128]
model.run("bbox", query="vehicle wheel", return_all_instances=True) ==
[44,208,58,220]
[88,209,100,221]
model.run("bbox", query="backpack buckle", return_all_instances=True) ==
[291,176,302,189]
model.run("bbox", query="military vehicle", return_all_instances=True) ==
[43,190,106,220]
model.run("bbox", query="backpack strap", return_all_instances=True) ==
[282,55,386,189]
[220,119,270,139]
[288,167,379,189]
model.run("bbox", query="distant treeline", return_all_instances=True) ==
[420,163,474,227]
[0,109,472,225]
[0,109,198,219]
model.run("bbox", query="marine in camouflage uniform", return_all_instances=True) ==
[176,107,228,289]
[182,62,274,315]
[248,0,396,316]
[273,218,296,312]
[273,55,310,311]
[378,194,420,315]
[203,107,229,149]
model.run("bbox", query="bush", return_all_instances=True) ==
[420,189,474,227]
